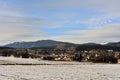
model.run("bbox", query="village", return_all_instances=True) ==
[0,47,120,64]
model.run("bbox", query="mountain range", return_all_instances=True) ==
[4,40,120,49]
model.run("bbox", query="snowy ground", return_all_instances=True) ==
[0,57,120,80]
[0,57,92,65]
[0,57,41,65]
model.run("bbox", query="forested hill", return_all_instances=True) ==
[5,40,76,48]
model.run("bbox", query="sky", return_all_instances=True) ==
[0,0,120,45]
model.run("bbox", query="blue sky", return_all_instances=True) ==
[0,0,120,45]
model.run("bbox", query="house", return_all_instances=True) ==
[10,54,14,58]
[118,59,120,64]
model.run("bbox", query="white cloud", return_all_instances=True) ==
[47,24,120,44]
[32,0,120,13]
[0,0,48,45]
[33,0,120,29]
[7,0,120,29]
[77,16,113,28]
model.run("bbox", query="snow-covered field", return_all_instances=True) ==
[0,57,120,80]
[0,57,92,65]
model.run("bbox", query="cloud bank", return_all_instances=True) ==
[48,24,120,44]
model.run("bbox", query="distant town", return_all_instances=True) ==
[0,40,120,64]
